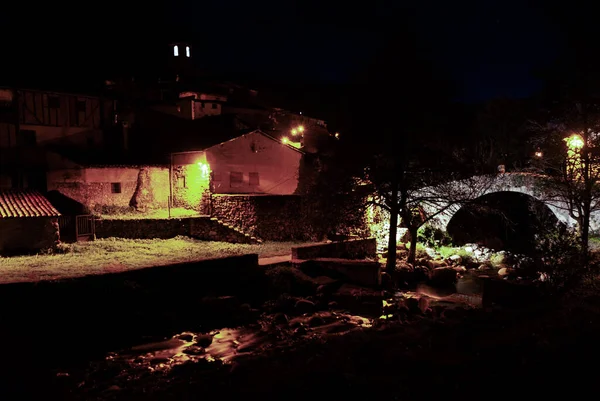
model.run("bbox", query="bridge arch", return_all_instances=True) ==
[446,191,561,253]
[421,173,597,232]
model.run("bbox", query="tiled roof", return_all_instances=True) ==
[0,190,61,218]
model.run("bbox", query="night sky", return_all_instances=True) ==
[0,0,582,102]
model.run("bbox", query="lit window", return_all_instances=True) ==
[230,172,243,187]
[173,45,179,56]
[249,172,259,186]
[186,46,190,57]
[111,183,121,193]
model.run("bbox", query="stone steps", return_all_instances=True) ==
[209,217,263,244]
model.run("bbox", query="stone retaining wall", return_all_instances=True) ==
[211,194,308,241]
[95,216,255,243]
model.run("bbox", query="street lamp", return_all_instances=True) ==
[565,134,584,150]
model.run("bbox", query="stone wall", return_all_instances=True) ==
[95,216,255,243]
[211,194,309,241]
[291,238,377,260]
[0,217,60,255]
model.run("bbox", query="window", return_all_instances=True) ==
[249,172,260,186]
[173,45,179,56]
[48,96,60,109]
[186,46,190,57]
[177,176,186,188]
[111,183,122,193]
[76,100,86,112]
[230,172,243,187]
[18,130,36,147]
[211,103,218,109]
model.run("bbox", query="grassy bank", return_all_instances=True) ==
[0,237,314,284]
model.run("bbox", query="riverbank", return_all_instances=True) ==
[0,237,315,284]
[66,285,600,401]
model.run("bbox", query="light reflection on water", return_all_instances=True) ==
[108,312,373,372]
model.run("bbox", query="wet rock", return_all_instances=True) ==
[432,305,446,317]
[449,255,463,264]
[195,334,213,348]
[176,333,194,342]
[332,284,384,314]
[404,297,420,313]
[327,301,339,309]
[453,266,467,273]
[295,299,316,314]
[411,266,429,282]
[183,345,205,355]
[308,315,326,327]
[381,272,394,290]
[274,295,297,313]
[294,326,308,336]
[106,385,122,392]
[418,296,430,313]
[273,312,289,325]
[427,260,447,269]
[441,308,460,320]
[478,264,491,270]
[430,267,458,286]
[498,267,513,277]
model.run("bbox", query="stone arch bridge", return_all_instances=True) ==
[417,172,600,233]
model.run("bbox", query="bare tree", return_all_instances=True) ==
[529,100,600,259]
[366,154,495,266]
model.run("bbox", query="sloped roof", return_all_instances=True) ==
[0,190,61,218]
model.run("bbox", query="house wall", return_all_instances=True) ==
[0,217,59,255]
[14,89,113,147]
[192,99,222,118]
[206,131,302,195]
[47,166,169,213]
[0,122,16,148]
[172,152,211,213]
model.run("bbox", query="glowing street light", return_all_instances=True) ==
[565,134,584,150]
[534,151,543,158]
[282,137,289,144]
[291,128,298,136]
[197,161,209,176]
[297,125,304,133]
[334,132,340,139]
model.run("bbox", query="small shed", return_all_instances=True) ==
[0,190,61,255]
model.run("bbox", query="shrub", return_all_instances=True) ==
[534,226,586,293]
[437,246,474,265]
[417,225,452,248]
[489,252,507,268]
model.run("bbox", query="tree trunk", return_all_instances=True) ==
[386,190,399,272]
[581,198,591,263]
[407,225,418,265]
